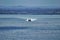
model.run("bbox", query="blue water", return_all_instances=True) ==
[0,15,60,40]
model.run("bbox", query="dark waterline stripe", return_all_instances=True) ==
[0,26,60,30]
[0,27,30,30]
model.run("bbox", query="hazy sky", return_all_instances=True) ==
[0,0,60,7]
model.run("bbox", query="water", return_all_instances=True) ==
[0,15,60,40]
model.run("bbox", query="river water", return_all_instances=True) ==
[0,15,60,40]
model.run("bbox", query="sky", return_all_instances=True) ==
[0,0,60,8]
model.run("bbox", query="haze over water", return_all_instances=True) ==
[0,0,60,40]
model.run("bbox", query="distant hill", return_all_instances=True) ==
[0,6,60,15]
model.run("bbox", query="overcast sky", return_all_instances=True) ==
[0,0,60,8]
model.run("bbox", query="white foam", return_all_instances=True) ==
[26,18,37,22]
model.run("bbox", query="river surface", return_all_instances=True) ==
[0,15,60,40]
